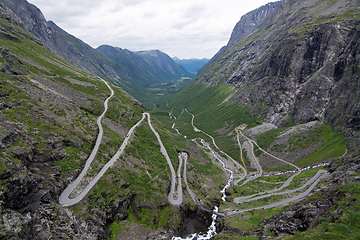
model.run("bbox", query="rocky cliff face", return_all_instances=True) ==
[226,1,282,48]
[0,4,141,236]
[0,0,53,45]
[0,0,131,80]
[197,0,360,152]
[198,1,282,74]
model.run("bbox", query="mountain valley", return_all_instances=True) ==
[0,0,360,239]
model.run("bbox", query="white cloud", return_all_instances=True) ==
[29,0,276,59]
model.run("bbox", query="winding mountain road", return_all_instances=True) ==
[171,109,331,216]
[59,78,116,206]
[60,79,331,220]
[59,80,182,207]
[229,128,329,214]
[185,109,247,184]
[234,170,330,204]
[145,112,182,205]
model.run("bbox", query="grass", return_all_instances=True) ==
[233,179,281,198]
[255,127,289,150]
[108,221,129,240]
[189,157,222,176]
[214,235,259,240]
[152,82,259,163]
[221,207,281,235]
[283,183,360,240]
[297,124,347,167]
[165,81,258,131]
[2,8,358,240]
[249,123,347,168]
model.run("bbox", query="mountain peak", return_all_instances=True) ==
[198,1,282,74]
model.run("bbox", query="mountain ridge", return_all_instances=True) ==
[198,1,282,74]
[194,0,360,153]
[1,0,360,239]
[0,0,192,106]
[0,3,199,238]
[172,57,209,73]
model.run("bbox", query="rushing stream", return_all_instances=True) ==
[207,144,235,202]
[171,137,234,239]
[170,110,235,239]
[172,207,218,240]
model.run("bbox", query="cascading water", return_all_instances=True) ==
[171,139,234,240]
[206,144,234,201]
[172,207,218,240]
[170,110,235,239]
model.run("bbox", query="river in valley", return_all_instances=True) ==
[170,139,234,239]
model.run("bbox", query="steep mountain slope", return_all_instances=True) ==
[97,45,192,106]
[0,0,124,80]
[97,45,192,86]
[0,3,152,238]
[2,0,360,239]
[193,0,360,152]
[198,1,282,74]
[0,0,192,107]
[0,3,224,239]
[161,0,360,238]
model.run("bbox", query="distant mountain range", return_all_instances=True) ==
[1,0,360,239]
[0,0,192,106]
[172,57,209,74]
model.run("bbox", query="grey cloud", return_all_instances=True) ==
[29,0,274,59]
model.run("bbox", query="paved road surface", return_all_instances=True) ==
[145,113,182,205]
[59,79,115,206]
[229,170,330,215]
[185,109,247,185]
[172,109,331,216]
[59,105,146,206]
[59,80,182,206]
[60,81,330,218]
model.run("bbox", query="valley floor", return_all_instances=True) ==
[60,80,339,239]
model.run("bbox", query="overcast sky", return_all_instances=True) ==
[28,0,274,59]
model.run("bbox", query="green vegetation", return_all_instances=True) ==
[189,157,222,176]
[108,221,129,240]
[214,235,259,240]
[152,81,258,163]
[291,0,360,36]
[1,3,359,240]
[255,127,288,150]
[219,207,281,237]
[0,17,163,238]
[166,81,257,131]
[126,124,172,170]
[297,124,347,166]
[252,123,347,168]
[284,183,360,240]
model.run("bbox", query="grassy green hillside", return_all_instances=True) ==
[1,1,359,239]
[0,10,227,238]
[155,81,258,160]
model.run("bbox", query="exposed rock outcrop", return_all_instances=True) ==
[196,0,360,152]
[198,1,282,74]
